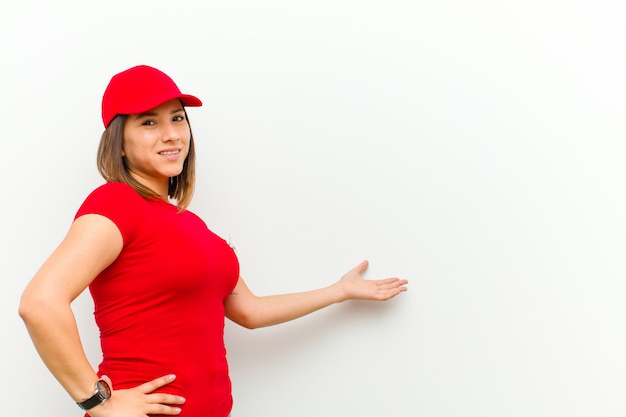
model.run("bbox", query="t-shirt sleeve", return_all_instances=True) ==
[75,182,142,245]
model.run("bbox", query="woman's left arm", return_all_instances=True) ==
[224,260,408,329]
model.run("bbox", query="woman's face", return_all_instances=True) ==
[122,99,191,196]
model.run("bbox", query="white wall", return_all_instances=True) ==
[2,1,625,416]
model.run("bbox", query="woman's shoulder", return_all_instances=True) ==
[77,182,144,218]
[85,181,151,207]
[76,182,148,242]
[87,181,141,199]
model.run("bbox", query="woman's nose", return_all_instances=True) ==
[161,122,180,142]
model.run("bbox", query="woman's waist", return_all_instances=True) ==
[99,351,229,385]
[98,356,232,413]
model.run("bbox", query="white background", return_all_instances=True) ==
[2,1,625,416]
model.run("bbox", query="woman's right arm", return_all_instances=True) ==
[19,214,184,416]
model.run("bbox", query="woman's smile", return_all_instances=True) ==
[158,148,183,160]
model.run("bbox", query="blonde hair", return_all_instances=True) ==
[96,112,196,212]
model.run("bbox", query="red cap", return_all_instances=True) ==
[101,65,202,127]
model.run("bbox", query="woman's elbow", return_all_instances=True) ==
[228,311,260,330]
[18,289,57,326]
[18,293,38,324]
[18,288,41,322]
[225,304,264,329]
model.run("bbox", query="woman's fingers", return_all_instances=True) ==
[354,260,369,275]
[377,277,409,289]
[373,278,409,300]
[138,377,186,415]
[135,374,178,395]
[146,392,186,406]
[144,402,184,415]
[137,375,186,412]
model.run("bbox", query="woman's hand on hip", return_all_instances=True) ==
[88,374,185,417]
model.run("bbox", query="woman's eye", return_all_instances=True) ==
[173,115,185,122]
[142,120,156,126]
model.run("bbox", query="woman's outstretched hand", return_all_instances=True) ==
[336,260,408,302]
[88,374,185,417]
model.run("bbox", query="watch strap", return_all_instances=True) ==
[77,394,105,410]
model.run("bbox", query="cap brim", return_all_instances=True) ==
[179,94,202,107]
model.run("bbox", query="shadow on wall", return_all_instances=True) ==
[224,297,410,372]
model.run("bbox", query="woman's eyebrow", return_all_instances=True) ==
[135,107,184,118]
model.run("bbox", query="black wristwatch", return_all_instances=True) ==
[76,379,111,410]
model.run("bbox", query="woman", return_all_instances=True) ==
[19,65,408,417]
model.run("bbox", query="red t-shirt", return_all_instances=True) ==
[75,182,239,417]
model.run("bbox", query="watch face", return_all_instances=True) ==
[96,380,112,400]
